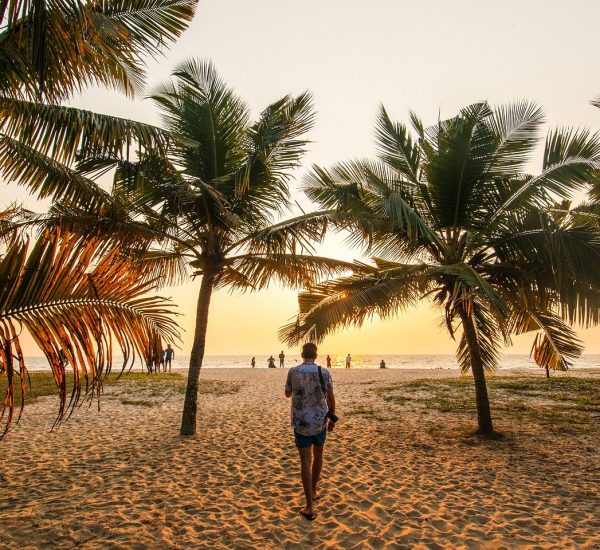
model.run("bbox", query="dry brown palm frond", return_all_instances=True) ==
[0,227,179,438]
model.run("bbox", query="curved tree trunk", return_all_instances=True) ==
[545,366,550,379]
[180,269,216,436]
[458,306,494,434]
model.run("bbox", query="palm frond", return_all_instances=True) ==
[485,100,544,177]
[0,227,179,436]
[98,0,197,56]
[151,58,250,180]
[0,97,171,165]
[375,104,421,184]
[222,254,355,291]
[527,310,581,371]
[135,248,191,288]
[436,263,508,318]
[0,133,111,206]
[0,0,198,100]
[280,263,434,345]
[235,210,338,256]
[232,91,315,215]
[491,128,600,221]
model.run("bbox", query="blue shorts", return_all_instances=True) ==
[294,428,327,448]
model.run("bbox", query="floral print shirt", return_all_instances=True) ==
[285,362,333,436]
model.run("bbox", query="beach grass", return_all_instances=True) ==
[0,370,240,404]
[374,376,600,433]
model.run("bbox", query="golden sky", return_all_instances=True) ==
[7,0,600,357]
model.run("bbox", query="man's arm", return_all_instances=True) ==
[285,370,292,397]
[326,389,336,415]
[326,388,336,431]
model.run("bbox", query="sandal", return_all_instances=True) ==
[299,510,317,521]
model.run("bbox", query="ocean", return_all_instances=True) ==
[18,354,600,372]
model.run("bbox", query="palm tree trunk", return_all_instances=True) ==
[458,306,494,434]
[180,269,216,436]
[545,366,550,379]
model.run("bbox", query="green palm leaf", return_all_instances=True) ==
[280,263,434,345]
[0,133,111,206]
[223,254,354,291]
[0,97,171,165]
[0,0,197,100]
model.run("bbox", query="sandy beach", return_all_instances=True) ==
[1,367,599,549]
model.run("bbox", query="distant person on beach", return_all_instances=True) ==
[57,349,68,368]
[251,357,256,368]
[379,359,386,369]
[279,350,285,368]
[267,356,276,368]
[326,355,332,368]
[164,344,174,372]
[285,342,337,522]
[159,349,165,372]
[345,354,351,369]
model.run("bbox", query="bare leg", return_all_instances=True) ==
[298,447,314,515]
[312,444,324,499]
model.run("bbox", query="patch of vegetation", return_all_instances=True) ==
[348,405,377,417]
[372,376,600,433]
[120,398,155,407]
[381,394,412,405]
[199,380,241,396]
[0,370,241,403]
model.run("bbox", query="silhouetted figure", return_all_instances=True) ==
[251,357,256,368]
[58,349,68,368]
[279,350,285,368]
[164,344,174,372]
[267,356,276,368]
[379,359,386,369]
[326,355,332,368]
[345,353,351,369]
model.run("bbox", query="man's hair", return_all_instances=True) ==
[301,342,318,359]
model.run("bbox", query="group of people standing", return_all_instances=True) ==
[253,351,286,368]
[146,344,175,374]
[251,352,387,369]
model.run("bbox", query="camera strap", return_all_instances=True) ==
[317,365,327,397]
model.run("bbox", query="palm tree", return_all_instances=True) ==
[0,0,197,207]
[0,0,195,434]
[79,59,352,435]
[0,225,179,437]
[281,101,600,435]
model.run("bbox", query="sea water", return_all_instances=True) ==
[18,354,600,372]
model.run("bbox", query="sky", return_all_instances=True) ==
[8,0,600,357]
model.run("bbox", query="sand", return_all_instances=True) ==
[1,367,599,549]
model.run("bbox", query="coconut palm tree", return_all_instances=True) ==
[0,0,195,435]
[77,59,351,436]
[280,101,600,435]
[0,225,179,437]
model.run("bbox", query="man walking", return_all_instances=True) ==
[279,350,285,368]
[285,343,336,521]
